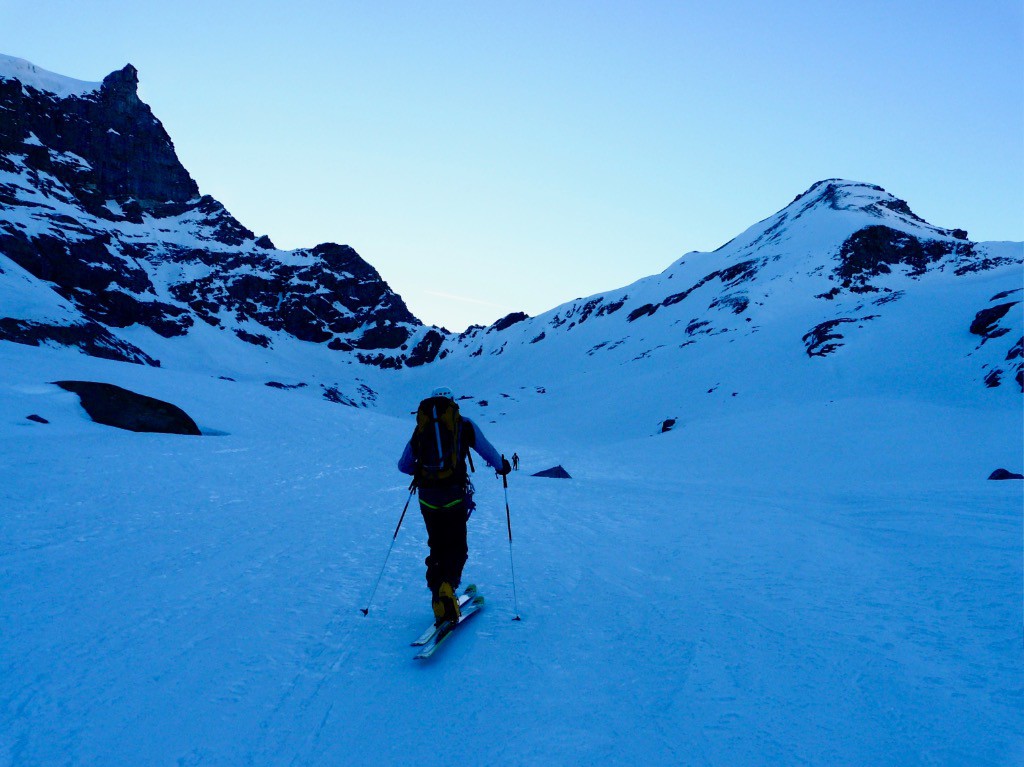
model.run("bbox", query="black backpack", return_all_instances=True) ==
[412,396,470,487]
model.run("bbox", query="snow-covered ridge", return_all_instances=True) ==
[0,54,101,98]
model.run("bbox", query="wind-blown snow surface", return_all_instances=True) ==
[1,341,1021,766]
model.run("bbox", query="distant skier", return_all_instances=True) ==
[512,452,520,471]
[398,386,510,625]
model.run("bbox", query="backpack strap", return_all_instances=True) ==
[462,418,475,472]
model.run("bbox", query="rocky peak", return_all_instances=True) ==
[0,58,198,208]
[792,178,882,204]
[788,179,911,218]
[100,64,140,103]
[0,55,436,379]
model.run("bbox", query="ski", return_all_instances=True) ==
[413,594,485,660]
[411,584,477,646]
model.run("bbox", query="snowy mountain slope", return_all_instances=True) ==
[371,180,1021,438]
[1,342,1020,766]
[0,56,435,382]
[428,180,1020,383]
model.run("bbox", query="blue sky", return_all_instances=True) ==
[3,2,1022,331]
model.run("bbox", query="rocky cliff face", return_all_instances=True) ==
[0,56,437,376]
[0,63,198,214]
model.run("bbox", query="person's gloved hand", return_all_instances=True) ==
[497,457,512,476]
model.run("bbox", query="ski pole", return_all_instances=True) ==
[361,481,416,616]
[501,456,522,621]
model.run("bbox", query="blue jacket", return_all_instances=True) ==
[398,416,503,476]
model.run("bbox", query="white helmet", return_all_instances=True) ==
[431,386,454,400]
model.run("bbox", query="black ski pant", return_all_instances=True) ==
[419,486,471,595]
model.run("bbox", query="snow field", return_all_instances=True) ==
[1,344,1020,766]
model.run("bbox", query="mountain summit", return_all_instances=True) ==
[421,175,1015,401]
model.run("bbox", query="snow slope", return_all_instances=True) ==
[0,54,101,98]
[1,339,1020,766]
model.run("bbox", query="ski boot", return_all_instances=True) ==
[432,582,461,626]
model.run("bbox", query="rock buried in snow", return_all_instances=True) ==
[55,381,201,435]
[988,468,1023,480]
[532,465,572,479]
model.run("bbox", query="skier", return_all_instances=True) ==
[512,452,520,470]
[398,386,510,625]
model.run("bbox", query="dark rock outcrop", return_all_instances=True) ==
[0,318,159,365]
[988,468,1023,480]
[802,315,878,357]
[627,259,760,322]
[55,380,201,435]
[970,302,1017,340]
[491,312,529,332]
[968,293,1022,390]
[1008,338,1024,392]
[836,225,973,287]
[406,329,445,367]
[532,465,572,479]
